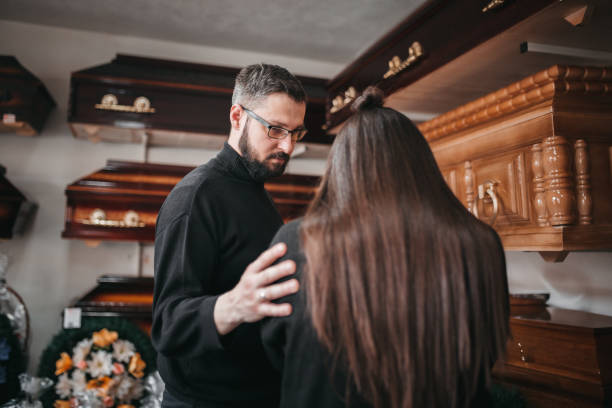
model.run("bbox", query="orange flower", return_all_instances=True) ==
[55,352,72,375]
[92,328,118,347]
[54,400,71,408]
[128,352,146,378]
[86,376,114,395]
[117,405,135,408]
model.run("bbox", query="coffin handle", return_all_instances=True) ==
[477,180,499,226]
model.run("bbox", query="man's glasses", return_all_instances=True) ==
[240,105,308,142]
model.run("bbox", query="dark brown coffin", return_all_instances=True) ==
[68,54,332,154]
[72,275,154,335]
[62,160,320,243]
[494,298,612,407]
[0,166,36,239]
[0,56,56,136]
[324,0,558,129]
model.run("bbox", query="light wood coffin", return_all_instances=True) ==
[68,54,332,157]
[0,56,55,136]
[494,297,612,407]
[62,160,320,243]
[415,65,612,260]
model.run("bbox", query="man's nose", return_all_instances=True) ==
[278,135,295,155]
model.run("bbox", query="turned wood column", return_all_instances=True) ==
[542,136,575,226]
[531,143,549,226]
[574,139,593,225]
[464,161,475,214]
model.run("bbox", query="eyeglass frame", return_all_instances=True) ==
[240,105,308,142]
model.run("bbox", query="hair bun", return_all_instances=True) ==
[351,86,384,112]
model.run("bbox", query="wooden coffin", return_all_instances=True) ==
[0,56,56,136]
[494,297,612,407]
[62,160,320,243]
[324,0,557,128]
[68,54,332,157]
[0,166,36,239]
[72,275,154,335]
[416,65,612,260]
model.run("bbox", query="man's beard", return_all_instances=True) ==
[238,121,290,182]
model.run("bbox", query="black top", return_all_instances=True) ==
[261,220,493,408]
[152,143,284,407]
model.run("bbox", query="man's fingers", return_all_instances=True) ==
[263,278,299,301]
[257,260,296,287]
[259,302,293,317]
[246,243,287,274]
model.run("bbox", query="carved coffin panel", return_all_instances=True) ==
[470,151,530,227]
[422,65,612,256]
[62,160,320,243]
[69,54,332,156]
[0,56,56,136]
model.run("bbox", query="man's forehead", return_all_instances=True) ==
[255,95,306,127]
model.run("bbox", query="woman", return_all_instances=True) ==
[261,87,510,408]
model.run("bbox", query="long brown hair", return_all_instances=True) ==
[301,87,509,408]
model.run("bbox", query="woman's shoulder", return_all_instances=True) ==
[271,218,303,251]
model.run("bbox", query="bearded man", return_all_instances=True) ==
[152,64,307,408]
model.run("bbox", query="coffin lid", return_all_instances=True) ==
[69,54,332,157]
[0,56,56,136]
[62,159,320,243]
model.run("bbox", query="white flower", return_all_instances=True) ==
[112,340,135,363]
[72,369,87,393]
[56,373,72,399]
[72,338,93,364]
[115,375,144,402]
[87,350,113,378]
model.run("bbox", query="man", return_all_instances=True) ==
[152,63,307,407]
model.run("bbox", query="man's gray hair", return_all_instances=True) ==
[232,63,307,108]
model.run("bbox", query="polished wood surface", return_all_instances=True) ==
[62,160,320,242]
[417,65,612,257]
[68,54,332,149]
[72,275,154,335]
[0,56,56,136]
[494,301,612,407]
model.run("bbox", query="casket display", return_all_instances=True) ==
[68,54,332,157]
[494,295,612,407]
[62,160,319,243]
[0,56,55,136]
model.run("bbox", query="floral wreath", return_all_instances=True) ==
[0,312,26,404]
[38,317,156,408]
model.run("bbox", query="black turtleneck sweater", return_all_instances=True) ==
[152,143,284,407]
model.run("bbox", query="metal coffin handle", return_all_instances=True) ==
[473,180,500,226]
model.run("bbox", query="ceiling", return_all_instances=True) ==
[1,0,421,65]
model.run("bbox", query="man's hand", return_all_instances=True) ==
[214,243,298,335]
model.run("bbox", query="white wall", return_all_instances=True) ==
[1,20,611,375]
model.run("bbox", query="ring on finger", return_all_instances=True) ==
[258,289,267,301]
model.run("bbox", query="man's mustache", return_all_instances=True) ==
[266,152,290,162]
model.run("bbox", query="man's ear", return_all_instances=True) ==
[229,104,243,131]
